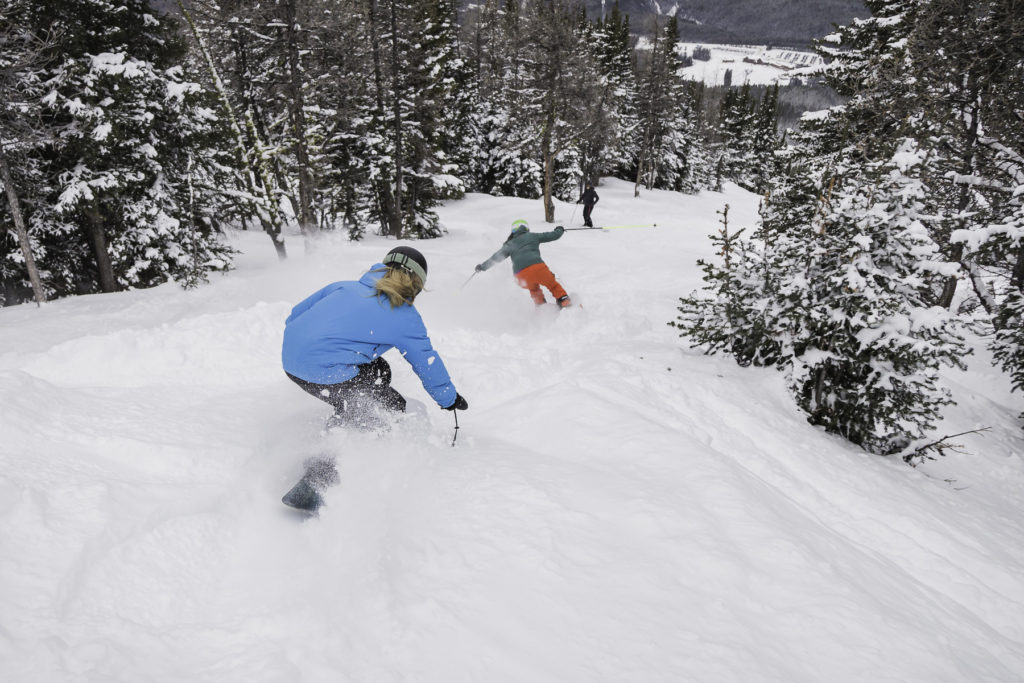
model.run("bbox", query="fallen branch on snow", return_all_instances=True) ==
[902,427,991,467]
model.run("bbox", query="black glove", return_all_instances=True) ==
[474,264,484,272]
[445,393,469,411]
[554,225,564,234]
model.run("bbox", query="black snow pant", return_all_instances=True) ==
[287,357,407,421]
[583,202,595,227]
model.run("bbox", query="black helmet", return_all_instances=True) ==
[383,245,428,284]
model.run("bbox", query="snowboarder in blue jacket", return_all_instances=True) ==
[282,246,468,425]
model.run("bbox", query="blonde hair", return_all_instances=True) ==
[373,266,423,308]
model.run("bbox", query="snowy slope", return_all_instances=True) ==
[2,179,1023,682]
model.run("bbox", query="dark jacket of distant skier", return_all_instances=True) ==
[577,185,599,228]
[476,219,573,308]
[281,246,468,420]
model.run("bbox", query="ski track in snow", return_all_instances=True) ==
[2,179,1024,682]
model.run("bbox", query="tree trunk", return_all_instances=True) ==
[0,144,45,304]
[231,22,300,223]
[178,1,286,260]
[633,142,647,197]
[1012,243,1024,293]
[938,92,981,310]
[389,0,404,237]
[83,204,118,293]
[542,109,555,222]
[283,0,318,241]
[965,255,998,318]
[367,0,399,235]
[634,23,660,198]
[937,242,963,309]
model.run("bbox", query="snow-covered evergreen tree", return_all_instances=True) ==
[521,0,596,220]
[396,0,468,238]
[306,0,379,238]
[747,84,781,194]
[819,0,1024,419]
[0,0,53,304]
[976,139,1024,406]
[577,2,638,189]
[677,136,968,453]
[7,0,235,300]
[461,0,541,198]
[632,16,708,195]
[460,0,595,216]
[785,141,967,453]
[670,204,766,364]
[712,82,780,193]
[714,84,756,187]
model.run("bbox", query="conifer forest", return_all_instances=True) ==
[1,0,1023,454]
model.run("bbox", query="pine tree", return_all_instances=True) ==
[577,2,637,189]
[993,291,1024,400]
[460,0,597,215]
[715,82,762,189]
[748,83,781,194]
[672,118,833,372]
[980,135,1024,407]
[178,0,287,256]
[821,0,1024,419]
[522,0,596,221]
[397,0,468,238]
[306,0,379,238]
[912,0,1024,384]
[786,141,967,452]
[11,0,236,300]
[0,0,52,304]
[671,204,765,363]
[277,0,320,239]
[676,132,968,452]
[461,0,544,198]
[632,16,708,195]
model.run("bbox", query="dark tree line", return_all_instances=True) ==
[1,0,781,306]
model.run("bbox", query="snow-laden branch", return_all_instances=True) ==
[946,172,1014,194]
[978,136,1024,186]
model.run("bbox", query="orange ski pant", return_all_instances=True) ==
[514,262,568,305]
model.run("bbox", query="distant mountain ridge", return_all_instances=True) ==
[584,0,869,47]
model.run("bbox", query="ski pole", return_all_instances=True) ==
[460,271,478,289]
[451,410,460,447]
[564,224,658,232]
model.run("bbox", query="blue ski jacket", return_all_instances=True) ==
[281,264,458,408]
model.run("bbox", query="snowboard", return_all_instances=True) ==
[282,398,429,515]
[282,455,339,515]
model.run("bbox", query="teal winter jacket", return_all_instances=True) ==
[478,227,565,274]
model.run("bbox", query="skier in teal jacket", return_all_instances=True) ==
[475,219,573,308]
[282,246,468,425]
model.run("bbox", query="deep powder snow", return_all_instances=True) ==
[1,180,1023,682]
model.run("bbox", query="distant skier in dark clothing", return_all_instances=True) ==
[475,219,573,308]
[577,184,599,227]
